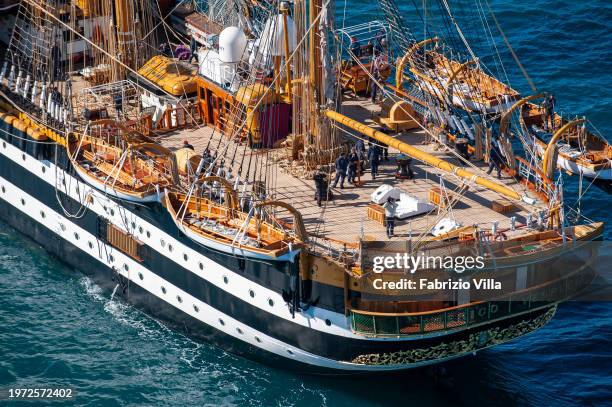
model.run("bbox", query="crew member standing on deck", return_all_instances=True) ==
[383,197,398,238]
[542,94,556,131]
[189,34,199,64]
[332,152,348,189]
[368,142,381,180]
[487,142,504,179]
[347,148,359,185]
[370,53,381,104]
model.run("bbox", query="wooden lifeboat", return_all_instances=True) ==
[403,41,519,113]
[67,121,175,202]
[520,102,612,181]
[165,188,305,261]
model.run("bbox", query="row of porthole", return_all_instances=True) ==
[6,192,302,355]
[137,273,293,351]
[7,194,295,324]
[78,203,303,328]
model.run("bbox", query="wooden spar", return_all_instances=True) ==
[445,59,478,93]
[280,2,292,99]
[500,93,544,136]
[395,37,438,91]
[324,110,525,201]
[542,118,586,176]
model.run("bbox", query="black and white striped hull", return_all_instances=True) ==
[0,127,556,373]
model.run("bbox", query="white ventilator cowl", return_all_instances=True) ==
[218,26,247,63]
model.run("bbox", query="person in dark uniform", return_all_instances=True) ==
[313,171,332,207]
[183,139,195,150]
[189,35,198,64]
[113,93,123,119]
[347,148,359,184]
[332,152,348,189]
[542,94,556,131]
[368,143,381,180]
[370,55,381,104]
[487,143,504,179]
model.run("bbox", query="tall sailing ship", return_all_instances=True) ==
[0,0,606,372]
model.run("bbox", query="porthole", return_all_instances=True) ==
[110,209,115,216]
[41,166,46,173]
[160,239,166,247]
[138,272,144,280]
[161,286,166,294]
[21,153,26,161]
[109,254,114,263]
[286,349,294,355]
[325,319,332,327]
[193,305,199,312]
[123,264,129,272]
[218,318,225,326]
[168,244,173,252]
[249,289,255,298]
[223,276,229,284]
[177,295,183,303]
[236,327,243,334]
[138,226,143,234]
[131,222,136,229]
[60,223,66,231]
[0,185,4,193]
[268,298,274,307]
[88,241,93,249]
[146,231,151,238]
[61,178,66,186]
[183,253,188,261]
[74,232,79,240]
[254,336,262,343]
[198,262,204,270]
[75,186,79,194]
[40,210,45,219]
[20,198,25,206]
[2,141,5,148]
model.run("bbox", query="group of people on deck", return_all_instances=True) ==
[332,139,388,189]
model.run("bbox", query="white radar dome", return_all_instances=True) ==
[218,26,247,63]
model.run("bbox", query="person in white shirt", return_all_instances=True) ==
[382,197,398,238]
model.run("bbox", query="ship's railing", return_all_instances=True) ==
[155,103,203,131]
[350,265,594,337]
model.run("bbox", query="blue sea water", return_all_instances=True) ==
[1,1,611,406]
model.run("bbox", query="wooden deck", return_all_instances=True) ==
[154,96,544,246]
